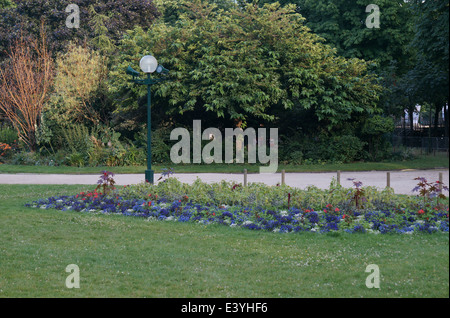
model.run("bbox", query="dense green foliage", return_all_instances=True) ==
[258,0,414,72]
[405,0,449,136]
[0,0,448,166]
[0,0,14,9]
[255,0,448,136]
[0,0,160,58]
[110,1,381,128]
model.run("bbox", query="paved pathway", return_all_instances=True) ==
[0,169,448,195]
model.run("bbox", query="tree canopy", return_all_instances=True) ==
[256,0,414,72]
[0,0,447,161]
[109,0,381,132]
[0,0,160,59]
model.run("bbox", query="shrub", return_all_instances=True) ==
[62,125,91,157]
[123,145,146,166]
[135,126,172,164]
[389,147,416,161]
[279,134,365,164]
[55,124,133,167]
[329,135,366,163]
[362,115,395,161]
[287,150,304,165]
[47,44,107,126]
[9,151,38,165]
[0,124,18,144]
[65,152,86,167]
[0,27,53,151]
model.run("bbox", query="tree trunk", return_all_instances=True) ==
[409,105,414,132]
[444,103,449,138]
[434,103,440,137]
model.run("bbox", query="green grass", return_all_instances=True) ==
[0,153,448,175]
[0,184,448,298]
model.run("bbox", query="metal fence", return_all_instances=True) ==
[391,136,449,152]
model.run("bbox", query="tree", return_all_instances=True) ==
[109,0,381,132]
[154,0,239,24]
[0,0,14,9]
[410,0,449,74]
[255,0,416,119]
[407,0,449,137]
[257,0,414,72]
[0,0,160,60]
[0,27,53,151]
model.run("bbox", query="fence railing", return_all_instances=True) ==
[391,136,449,152]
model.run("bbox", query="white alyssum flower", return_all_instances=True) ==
[242,220,253,226]
[280,210,288,217]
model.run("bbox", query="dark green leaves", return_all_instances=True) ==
[111,0,380,129]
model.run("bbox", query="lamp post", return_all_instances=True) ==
[126,55,169,184]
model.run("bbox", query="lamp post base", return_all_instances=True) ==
[145,170,154,184]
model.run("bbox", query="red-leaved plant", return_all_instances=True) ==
[96,171,116,195]
[412,177,448,206]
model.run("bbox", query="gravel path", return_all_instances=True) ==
[0,169,448,195]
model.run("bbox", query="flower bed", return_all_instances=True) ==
[25,173,449,235]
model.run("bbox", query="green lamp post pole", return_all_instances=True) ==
[126,55,170,184]
[146,73,153,183]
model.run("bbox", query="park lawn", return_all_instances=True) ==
[0,184,448,298]
[0,153,448,175]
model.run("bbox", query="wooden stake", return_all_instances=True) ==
[387,172,391,188]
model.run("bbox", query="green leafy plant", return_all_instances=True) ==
[65,152,85,167]
[0,124,18,145]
